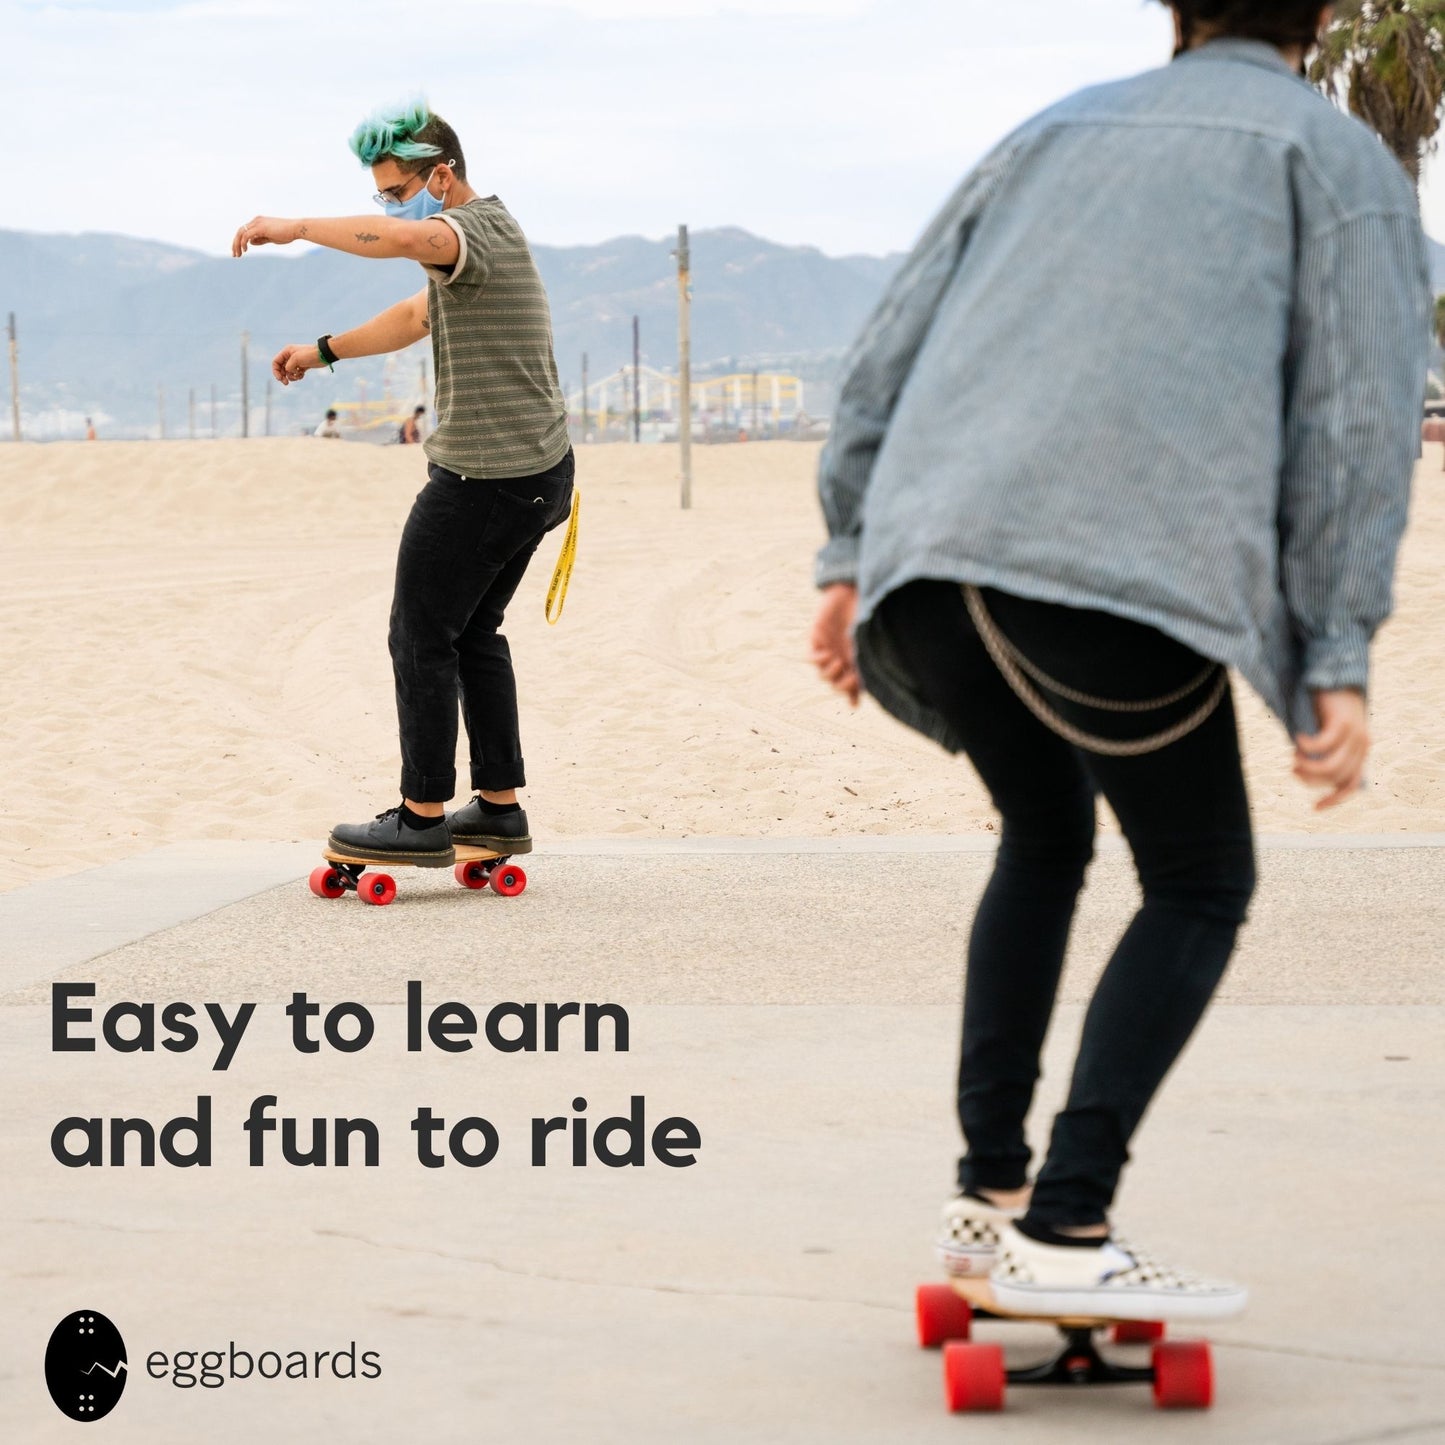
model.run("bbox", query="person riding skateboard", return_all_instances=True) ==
[233,100,573,866]
[812,0,1426,1319]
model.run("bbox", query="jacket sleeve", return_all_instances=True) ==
[1279,209,1430,696]
[814,153,1009,587]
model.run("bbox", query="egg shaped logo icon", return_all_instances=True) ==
[45,1310,127,1421]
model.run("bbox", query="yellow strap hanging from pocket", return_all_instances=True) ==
[545,490,580,625]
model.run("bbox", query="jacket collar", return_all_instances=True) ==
[1176,36,1306,82]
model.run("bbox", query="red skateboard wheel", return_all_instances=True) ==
[455,860,490,890]
[490,863,526,897]
[943,1341,1005,1412]
[915,1284,973,1348]
[309,865,345,900]
[357,872,397,906]
[1152,1339,1213,1409]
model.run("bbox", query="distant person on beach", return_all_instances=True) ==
[812,0,1426,1322]
[232,99,571,866]
[400,405,427,444]
[314,409,343,439]
[85,417,96,441]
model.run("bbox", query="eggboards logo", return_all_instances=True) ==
[46,1311,128,1421]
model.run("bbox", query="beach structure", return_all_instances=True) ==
[565,364,806,441]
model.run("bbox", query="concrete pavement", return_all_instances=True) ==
[2,838,1442,1443]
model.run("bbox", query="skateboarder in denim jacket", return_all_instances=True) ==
[233,100,573,867]
[812,1,1427,1318]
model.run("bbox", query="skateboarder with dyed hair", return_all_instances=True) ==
[232,100,573,867]
[812,0,1427,1319]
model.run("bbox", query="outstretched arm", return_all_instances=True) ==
[232,214,459,267]
[272,288,429,385]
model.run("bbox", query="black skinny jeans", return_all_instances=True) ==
[876,581,1256,1228]
[389,451,575,803]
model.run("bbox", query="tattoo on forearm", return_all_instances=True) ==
[422,316,430,331]
[427,233,446,250]
[297,223,310,238]
[355,231,381,244]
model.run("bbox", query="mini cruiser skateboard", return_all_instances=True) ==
[309,845,527,906]
[915,1277,1212,1412]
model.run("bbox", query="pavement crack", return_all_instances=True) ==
[24,1215,178,1235]
[1218,1337,1445,1375]
[312,1227,898,1311]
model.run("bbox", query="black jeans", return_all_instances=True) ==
[875,581,1256,1227]
[389,451,575,803]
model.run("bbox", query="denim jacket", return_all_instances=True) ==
[817,39,1430,742]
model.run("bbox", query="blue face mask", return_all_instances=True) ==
[384,166,445,220]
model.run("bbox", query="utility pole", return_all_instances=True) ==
[632,315,641,442]
[674,225,692,509]
[157,384,165,440]
[189,388,196,440]
[265,375,273,437]
[7,312,19,442]
[580,351,589,439]
[751,368,759,439]
[240,331,250,438]
[210,383,218,439]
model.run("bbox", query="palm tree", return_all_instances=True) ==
[1310,1,1445,189]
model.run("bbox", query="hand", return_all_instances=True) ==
[272,343,323,385]
[1294,689,1370,810]
[810,582,861,706]
[232,216,301,257]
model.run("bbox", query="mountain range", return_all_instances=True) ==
[5,223,1444,439]
[0,226,904,438]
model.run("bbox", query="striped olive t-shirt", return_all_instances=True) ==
[422,196,569,479]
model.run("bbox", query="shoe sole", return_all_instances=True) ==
[325,839,456,867]
[449,834,533,855]
[989,1278,1248,1322]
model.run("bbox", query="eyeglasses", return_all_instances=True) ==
[372,162,451,209]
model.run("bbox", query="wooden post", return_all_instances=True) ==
[632,314,641,442]
[210,383,218,439]
[674,225,692,509]
[240,331,250,438]
[189,387,196,440]
[157,384,165,440]
[265,374,273,437]
[751,368,759,438]
[581,351,589,439]
[7,312,20,443]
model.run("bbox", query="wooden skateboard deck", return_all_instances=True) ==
[949,1275,1152,1330]
[310,845,528,905]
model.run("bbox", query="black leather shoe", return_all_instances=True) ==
[445,796,533,854]
[328,807,455,866]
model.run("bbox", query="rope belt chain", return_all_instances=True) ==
[545,490,581,626]
[962,585,1228,757]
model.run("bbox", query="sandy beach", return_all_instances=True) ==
[2,437,1443,891]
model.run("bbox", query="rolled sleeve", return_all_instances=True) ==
[1279,210,1430,697]
[423,211,492,289]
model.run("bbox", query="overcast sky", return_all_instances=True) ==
[8,0,1445,258]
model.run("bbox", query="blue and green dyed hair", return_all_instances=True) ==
[348,101,467,180]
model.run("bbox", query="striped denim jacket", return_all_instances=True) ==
[817,38,1430,743]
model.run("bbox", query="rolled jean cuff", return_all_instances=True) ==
[471,757,527,792]
[401,768,457,804]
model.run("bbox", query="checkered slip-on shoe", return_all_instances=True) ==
[935,1193,1024,1279]
[989,1224,1248,1321]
